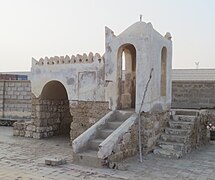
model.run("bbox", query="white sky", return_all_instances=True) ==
[0,0,214,72]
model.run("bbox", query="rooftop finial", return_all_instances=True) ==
[140,14,143,22]
[195,62,199,69]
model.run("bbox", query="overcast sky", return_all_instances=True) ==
[0,0,214,72]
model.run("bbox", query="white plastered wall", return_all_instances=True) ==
[30,21,172,113]
[104,21,172,112]
[31,58,105,102]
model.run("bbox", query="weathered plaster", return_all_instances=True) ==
[31,53,105,102]
[105,21,172,112]
[31,21,172,113]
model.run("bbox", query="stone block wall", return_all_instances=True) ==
[0,80,31,119]
[14,99,72,138]
[14,100,109,140]
[141,111,169,154]
[70,101,110,141]
[190,113,209,150]
[172,81,215,109]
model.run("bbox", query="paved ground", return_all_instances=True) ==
[0,126,215,180]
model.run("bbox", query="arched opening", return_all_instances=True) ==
[161,47,167,96]
[40,81,73,138]
[118,44,136,109]
[41,81,68,100]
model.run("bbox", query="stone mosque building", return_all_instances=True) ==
[0,20,213,168]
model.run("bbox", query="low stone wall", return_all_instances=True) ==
[172,81,215,109]
[0,80,31,119]
[70,101,110,141]
[14,100,109,140]
[14,99,72,138]
[190,113,209,150]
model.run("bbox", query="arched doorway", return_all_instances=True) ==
[161,47,167,97]
[118,44,136,109]
[40,80,72,137]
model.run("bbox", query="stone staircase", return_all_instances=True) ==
[154,109,199,158]
[73,110,133,168]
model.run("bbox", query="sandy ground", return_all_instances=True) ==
[0,126,215,180]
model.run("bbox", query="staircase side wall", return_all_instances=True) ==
[190,113,210,150]
[108,119,138,167]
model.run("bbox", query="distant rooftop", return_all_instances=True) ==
[172,69,215,81]
[0,71,30,80]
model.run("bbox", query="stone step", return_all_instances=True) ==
[160,134,188,143]
[171,115,196,122]
[157,140,185,151]
[98,129,114,139]
[171,109,199,116]
[114,110,133,121]
[107,121,122,129]
[73,150,105,168]
[153,147,183,159]
[169,121,194,130]
[165,128,191,136]
[89,138,104,151]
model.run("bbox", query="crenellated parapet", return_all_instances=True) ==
[32,52,104,66]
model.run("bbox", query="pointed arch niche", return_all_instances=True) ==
[161,47,167,97]
[117,44,136,109]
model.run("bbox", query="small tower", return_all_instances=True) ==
[105,21,172,112]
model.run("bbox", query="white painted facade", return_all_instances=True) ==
[105,22,172,112]
[31,54,105,101]
[31,21,173,112]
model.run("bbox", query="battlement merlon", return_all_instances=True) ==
[32,52,104,66]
